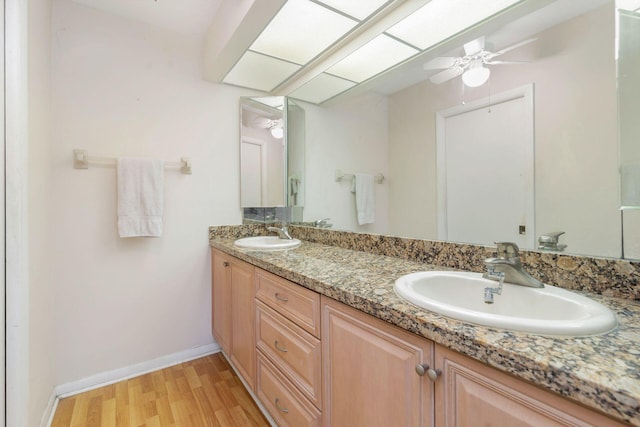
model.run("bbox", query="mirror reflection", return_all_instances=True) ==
[240,96,305,210]
[298,0,633,259]
[240,97,286,207]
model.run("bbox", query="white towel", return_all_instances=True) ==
[351,173,375,225]
[117,158,164,238]
[621,164,640,207]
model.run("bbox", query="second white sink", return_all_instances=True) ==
[234,236,301,250]
[394,271,617,336]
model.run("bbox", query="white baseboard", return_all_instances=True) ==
[41,390,58,427]
[54,343,221,399]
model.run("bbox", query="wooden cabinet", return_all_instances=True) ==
[434,345,626,427]
[211,248,256,390]
[322,295,435,427]
[255,268,323,425]
[212,252,626,427]
[211,249,231,354]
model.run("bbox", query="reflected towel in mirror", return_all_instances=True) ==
[621,164,640,207]
[351,173,375,225]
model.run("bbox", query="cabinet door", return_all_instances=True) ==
[211,249,231,354]
[322,296,434,427]
[230,258,256,390]
[435,344,626,427]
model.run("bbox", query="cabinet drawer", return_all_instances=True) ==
[256,301,322,409]
[256,269,321,338]
[257,352,322,427]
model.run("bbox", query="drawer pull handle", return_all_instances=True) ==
[275,398,289,413]
[275,293,289,302]
[274,340,288,353]
[223,261,229,267]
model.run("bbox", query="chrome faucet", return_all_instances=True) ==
[313,218,332,228]
[267,224,293,240]
[538,231,567,251]
[483,242,544,288]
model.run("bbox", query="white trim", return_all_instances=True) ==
[5,0,30,425]
[40,392,58,427]
[436,83,535,248]
[0,2,6,426]
[54,343,221,398]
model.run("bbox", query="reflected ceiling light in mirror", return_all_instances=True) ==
[290,72,356,104]
[326,34,419,82]
[270,125,284,139]
[461,60,490,87]
[386,0,520,50]
[617,0,640,11]
[223,51,300,91]
[316,0,391,20]
[250,0,358,65]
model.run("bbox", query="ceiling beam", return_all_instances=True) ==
[203,0,286,83]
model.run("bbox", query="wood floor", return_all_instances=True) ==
[51,353,270,427]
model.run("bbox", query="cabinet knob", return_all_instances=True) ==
[223,261,229,267]
[415,364,441,381]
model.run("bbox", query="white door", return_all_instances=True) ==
[437,85,535,249]
[241,138,266,206]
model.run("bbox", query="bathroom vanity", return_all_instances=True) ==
[210,227,639,426]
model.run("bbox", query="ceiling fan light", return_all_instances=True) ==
[270,126,284,139]
[462,66,490,87]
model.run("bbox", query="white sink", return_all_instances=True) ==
[234,236,301,250]
[394,271,617,336]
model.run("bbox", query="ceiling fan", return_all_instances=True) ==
[252,116,284,139]
[424,36,536,87]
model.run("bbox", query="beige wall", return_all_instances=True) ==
[51,0,257,386]
[28,0,57,424]
[389,5,619,257]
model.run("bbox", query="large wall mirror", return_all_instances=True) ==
[240,96,305,208]
[295,0,640,260]
[618,0,640,258]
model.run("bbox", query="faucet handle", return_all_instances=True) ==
[538,231,565,244]
[494,242,519,259]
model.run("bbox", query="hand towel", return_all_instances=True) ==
[621,164,640,207]
[117,158,164,238]
[351,173,375,225]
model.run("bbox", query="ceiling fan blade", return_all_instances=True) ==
[429,67,463,84]
[485,60,529,65]
[489,37,537,58]
[463,36,485,56]
[252,116,272,128]
[423,56,459,70]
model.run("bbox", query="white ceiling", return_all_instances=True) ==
[71,0,222,38]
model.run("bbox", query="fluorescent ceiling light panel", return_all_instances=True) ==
[223,51,300,91]
[316,0,390,20]
[618,0,640,11]
[386,0,520,50]
[250,0,358,65]
[290,73,356,104]
[325,34,419,82]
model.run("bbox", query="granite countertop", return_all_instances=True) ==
[209,237,640,425]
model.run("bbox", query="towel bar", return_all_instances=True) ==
[73,149,192,175]
[335,169,384,184]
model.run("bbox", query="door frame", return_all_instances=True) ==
[435,83,535,248]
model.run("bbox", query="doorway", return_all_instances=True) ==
[436,84,535,249]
